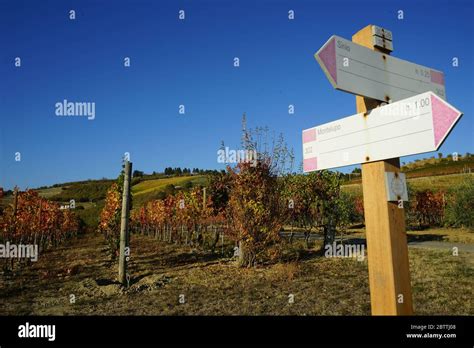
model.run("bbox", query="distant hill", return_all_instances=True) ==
[342,173,474,197]
[401,155,473,178]
[132,175,207,207]
[45,180,115,203]
[344,154,473,185]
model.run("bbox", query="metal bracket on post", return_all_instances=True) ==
[372,25,393,52]
[385,172,408,202]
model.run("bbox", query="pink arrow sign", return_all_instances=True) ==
[302,92,463,172]
[431,94,461,148]
[314,35,447,102]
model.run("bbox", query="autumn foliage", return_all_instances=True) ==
[0,189,80,269]
[408,190,445,227]
[129,186,224,248]
[98,183,122,258]
[0,190,79,247]
[228,160,285,267]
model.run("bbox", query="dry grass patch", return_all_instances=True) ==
[0,232,472,316]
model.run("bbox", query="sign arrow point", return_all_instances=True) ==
[315,37,337,86]
[430,93,463,148]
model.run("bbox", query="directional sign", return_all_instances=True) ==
[314,35,446,102]
[302,91,462,172]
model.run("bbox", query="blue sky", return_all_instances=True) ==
[1,0,473,190]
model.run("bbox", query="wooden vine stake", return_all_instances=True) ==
[118,160,132,286]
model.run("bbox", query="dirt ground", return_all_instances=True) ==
[0,231,472,315]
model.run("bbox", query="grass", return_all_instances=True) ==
[406,227,474,244]
[403,156,474,178]
[132,175,206,195]
[0,231,471,315]
[408,173,473,192]
[341,173,473,196]
[131,175,207,208]
[47,180,114,203]
[410,247,473,314]
[341,183,363,196]
[335,226,474,244]
[36,186,64,199]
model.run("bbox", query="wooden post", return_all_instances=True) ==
[200,187,207,245]
[12,187,18,218]
[36,201,41,247]
[11,187,19,237]
[118,160,132,285]
[203,187,207,208]
[353,25,413,315]
[10,187,19,270]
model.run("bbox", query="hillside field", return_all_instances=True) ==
[131,175,207,207]
[341,173,474,197]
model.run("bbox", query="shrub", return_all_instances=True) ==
[207,172,232,216]
[281,171,343,248]
[444,177,474,228]
[228,160,285,267]
[98,183,122,259]
[353,195,365,222]
[337,192,363,226]
[408,190,445,228]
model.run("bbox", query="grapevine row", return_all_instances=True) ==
[0,189,81,269]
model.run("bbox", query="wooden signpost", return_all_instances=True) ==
[306,24,463,315]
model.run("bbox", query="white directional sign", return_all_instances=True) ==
[315,35,446,102]
[302,91,462,172]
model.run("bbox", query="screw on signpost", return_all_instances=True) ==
[352,25,413,315]
[118,160,132,286]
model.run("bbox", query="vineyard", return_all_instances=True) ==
[0,165,472,316]
[0,190,80,270]
[1,167,472,274]
[96,159,474,269]
[0,130,473,316]
[98,159,345,265]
